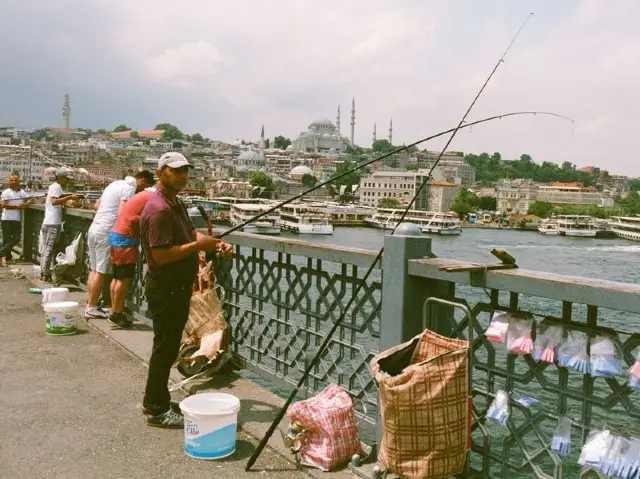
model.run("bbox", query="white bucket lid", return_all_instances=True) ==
[43,287,69,294]
[180,393,240,416]
[43,301,79,312]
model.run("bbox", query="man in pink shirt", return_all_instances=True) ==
[107,187,156,329]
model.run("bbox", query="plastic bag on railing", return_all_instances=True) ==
[486,390,510,426]
[590,334,622,378]
[599,434,637,478]
[617,438,640,479]
[558,329,590,374]
[485,312,511,344]
[550,415,572,456]
[506,315,534,355]
[628,350,640,390]
[534,321,564,363]
[579,429,613,468]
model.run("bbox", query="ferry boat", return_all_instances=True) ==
[421,213,462,235]
[537,219,560,235]
[610,216,640,242]
[230,203,280,235]
[555,215,596,237]
[364,208,462,235]
[279,204,334,235]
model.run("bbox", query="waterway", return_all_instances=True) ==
[284,226,640,284]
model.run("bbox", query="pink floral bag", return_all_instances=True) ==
[286,384,361,471]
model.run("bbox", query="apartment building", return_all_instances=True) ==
[496,180,614,213]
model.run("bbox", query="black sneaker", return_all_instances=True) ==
[108,312,133,330]
[143,400,181,417]
[146,409,184,429]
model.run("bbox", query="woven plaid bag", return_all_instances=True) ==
[286,384,360,471]
[371,329,469,479]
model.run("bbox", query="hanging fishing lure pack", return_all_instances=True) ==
[506,314,535,355]
[485,312,511,344]
[551,415,572,456]
[486,390,511,426]
[534,321,564,363]
[590,333,622,379]
[558,329,591,374]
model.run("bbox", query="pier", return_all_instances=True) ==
[7,204,640,478]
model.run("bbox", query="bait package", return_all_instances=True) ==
[511,392,537,408]
[550,415,572,456]
[578,429,613,468]
[590,334,622,378]
[558,329,591,374]
[485,312,511,344]
[486,390,510,426]
[534,322,564,363]
[506,315,534,355]
[629,351,640,390]
[598,435,640,479]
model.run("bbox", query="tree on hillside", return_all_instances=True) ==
[450,185,479,218]
[155,123,183,141]
[273,136,292,150]
[528,201,554,218]
[477,196,497,211]
[191,133,204,142]
[407,163,420,171]
[372,139,394,154]
[301,174,317,187]
[249,171,274,198]
[331,159,361,187]
[130,131,140,140]
[379,197,401,208]
[113,124,131,132]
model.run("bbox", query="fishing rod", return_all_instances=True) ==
[217,111,572,240]
[245,13,549,470]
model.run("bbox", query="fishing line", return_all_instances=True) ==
[245,12,552,470]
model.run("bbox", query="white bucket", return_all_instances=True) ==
[179,393,241,460]
[31,265,41,279]
[43,301,79,336]
[42,287,69,304]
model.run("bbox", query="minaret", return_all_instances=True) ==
[62,93,70,129]
[350,97,355,145]
[259,124,265,160]
[388,118,393,144]
[336,105,341,133]
[373,122,377,144]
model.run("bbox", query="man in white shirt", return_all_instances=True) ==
[0,173,32,266]
[40,170,81,282]
[85,170,154,319]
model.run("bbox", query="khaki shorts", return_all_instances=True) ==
[88,225,112,275]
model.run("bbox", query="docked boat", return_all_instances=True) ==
[279,204,333,235]
[365,208,462,235]
[537,219,559,235]
[229,203,280,235]
[555,215,596,237]
[610,216,640,242]
[421,213,462,235]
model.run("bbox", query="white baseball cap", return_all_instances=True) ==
[158,152,193,169]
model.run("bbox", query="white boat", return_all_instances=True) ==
[610,216,640,241]
[279,204,334,235]
[555,215,596,237]
[538,219,560,235]
[421,213,462,235]
[230,203,280,235]
[365,208,462,235]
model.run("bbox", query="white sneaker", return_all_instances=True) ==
[84,307,109,319]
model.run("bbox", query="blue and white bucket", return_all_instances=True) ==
[179,393,241,460]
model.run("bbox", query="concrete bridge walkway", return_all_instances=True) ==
[0,269,315,479]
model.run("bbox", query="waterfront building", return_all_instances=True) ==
[426,180,459,212]
[0,154,46,186]
[496,180,614,213]
[292,102,355,153]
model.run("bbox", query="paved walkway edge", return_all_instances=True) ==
[25,273,357,478]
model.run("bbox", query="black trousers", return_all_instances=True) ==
[143,275,192,415]
[0,220,21,260]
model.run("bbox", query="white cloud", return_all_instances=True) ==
[2,0,640,175]
[146,41,224,89]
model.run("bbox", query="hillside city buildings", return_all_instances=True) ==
[0,93,632,213]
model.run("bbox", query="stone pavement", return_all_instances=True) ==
[0,270,318,479]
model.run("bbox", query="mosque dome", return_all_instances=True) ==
[322,133,331,139]
[289,165,314,180]
[286,145,294,151]
[328,147,338,156]
[312,119,334,127]
[238,150,260,162]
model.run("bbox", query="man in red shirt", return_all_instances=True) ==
[107,187,156,329]
[140,152,232,428]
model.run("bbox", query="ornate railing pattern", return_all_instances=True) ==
[409,258,640,479]
[214,233,382,426]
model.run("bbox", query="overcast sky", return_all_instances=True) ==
[1,1,639,175]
